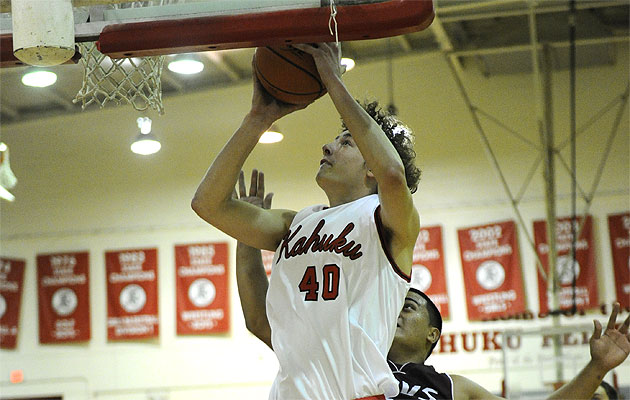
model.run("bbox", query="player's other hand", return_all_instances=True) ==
[292,43,345,85]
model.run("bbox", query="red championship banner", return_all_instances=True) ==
[0,257,25,349]
[411,226,450,318]
[175,242,229,334]
[534,215,598,313]
[105,248,159,340]
[37,252,90,343]
[457,221,526,321]
[608,212,630,308]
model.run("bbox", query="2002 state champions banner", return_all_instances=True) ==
[534,215,598,313]
[0,257,25,349]
[458,220,526,321]
[608,212,629,308]
[175,242,229,334]
[37,252,90,343]
[411,226,450,318]
[105,248,159,340]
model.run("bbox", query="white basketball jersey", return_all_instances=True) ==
[267,194,411,400]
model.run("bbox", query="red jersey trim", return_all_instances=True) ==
[374,206,411,282]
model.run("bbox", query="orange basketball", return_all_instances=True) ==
[254,46,326,105]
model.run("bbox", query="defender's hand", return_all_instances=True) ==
[590,302,630,372]
[234,169,273,210]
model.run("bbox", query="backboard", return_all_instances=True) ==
[0,0,435,65]
[0,0,434,113]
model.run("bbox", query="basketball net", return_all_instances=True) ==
[72,2,168,113]
[73,42,165,114]
[328,0,342,68]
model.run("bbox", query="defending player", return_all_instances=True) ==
[390,291,630,399]
[192,42,421,399]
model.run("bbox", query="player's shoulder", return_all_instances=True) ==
[292,204,327,224]
[267,208,298,232]
[407,362,451,381]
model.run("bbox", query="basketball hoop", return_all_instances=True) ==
[73,42,164,114]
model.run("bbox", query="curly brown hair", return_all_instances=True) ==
[342,100,421,194]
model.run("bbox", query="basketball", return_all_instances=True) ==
[254,46,326,105]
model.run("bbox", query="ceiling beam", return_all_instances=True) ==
[160,70,185,93]
[0,102,19,119]
[438,0,627,23]
[429,15,464,76]
[450,35,629,57]
[394,35,412,53]
[42,88,76,111]
[202,52,241,82]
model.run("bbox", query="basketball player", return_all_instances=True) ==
[192,42,421,400]
[389,291,630,400]
[233,170,630,400]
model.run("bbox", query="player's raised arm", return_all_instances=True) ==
[546,303,629,400]
[292,42,420,275]
[191,70,304,251]
[453,303,630,400]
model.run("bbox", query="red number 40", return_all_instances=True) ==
[298,264,340,301]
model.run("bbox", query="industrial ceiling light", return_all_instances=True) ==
[259,124,283,144]
[21,69,57,87]
[341,57,355,72]
[131,117,161,155]
[167,56,204,75]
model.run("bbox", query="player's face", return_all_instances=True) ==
[394,291,432,348]
[316,131,369,188]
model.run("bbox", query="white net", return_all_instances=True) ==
[73,42,165,114]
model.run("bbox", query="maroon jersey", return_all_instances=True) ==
[388,360,454,400]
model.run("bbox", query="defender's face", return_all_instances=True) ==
[316,132,368,187]
[394,291,432,348]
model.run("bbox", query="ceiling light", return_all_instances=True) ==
[137,116,152,134]
[131,117,161,155]
[168,58,204,75]
[131,134,161,155]
[21,70,57,87]
[341,57,355,72]
[259,125,283,144]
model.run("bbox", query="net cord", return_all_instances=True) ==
[328,0,342,67]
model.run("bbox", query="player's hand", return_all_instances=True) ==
[233,169,273,210]
[589,302,630,372]
[249,60,308,123]
[291,42,345,86]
